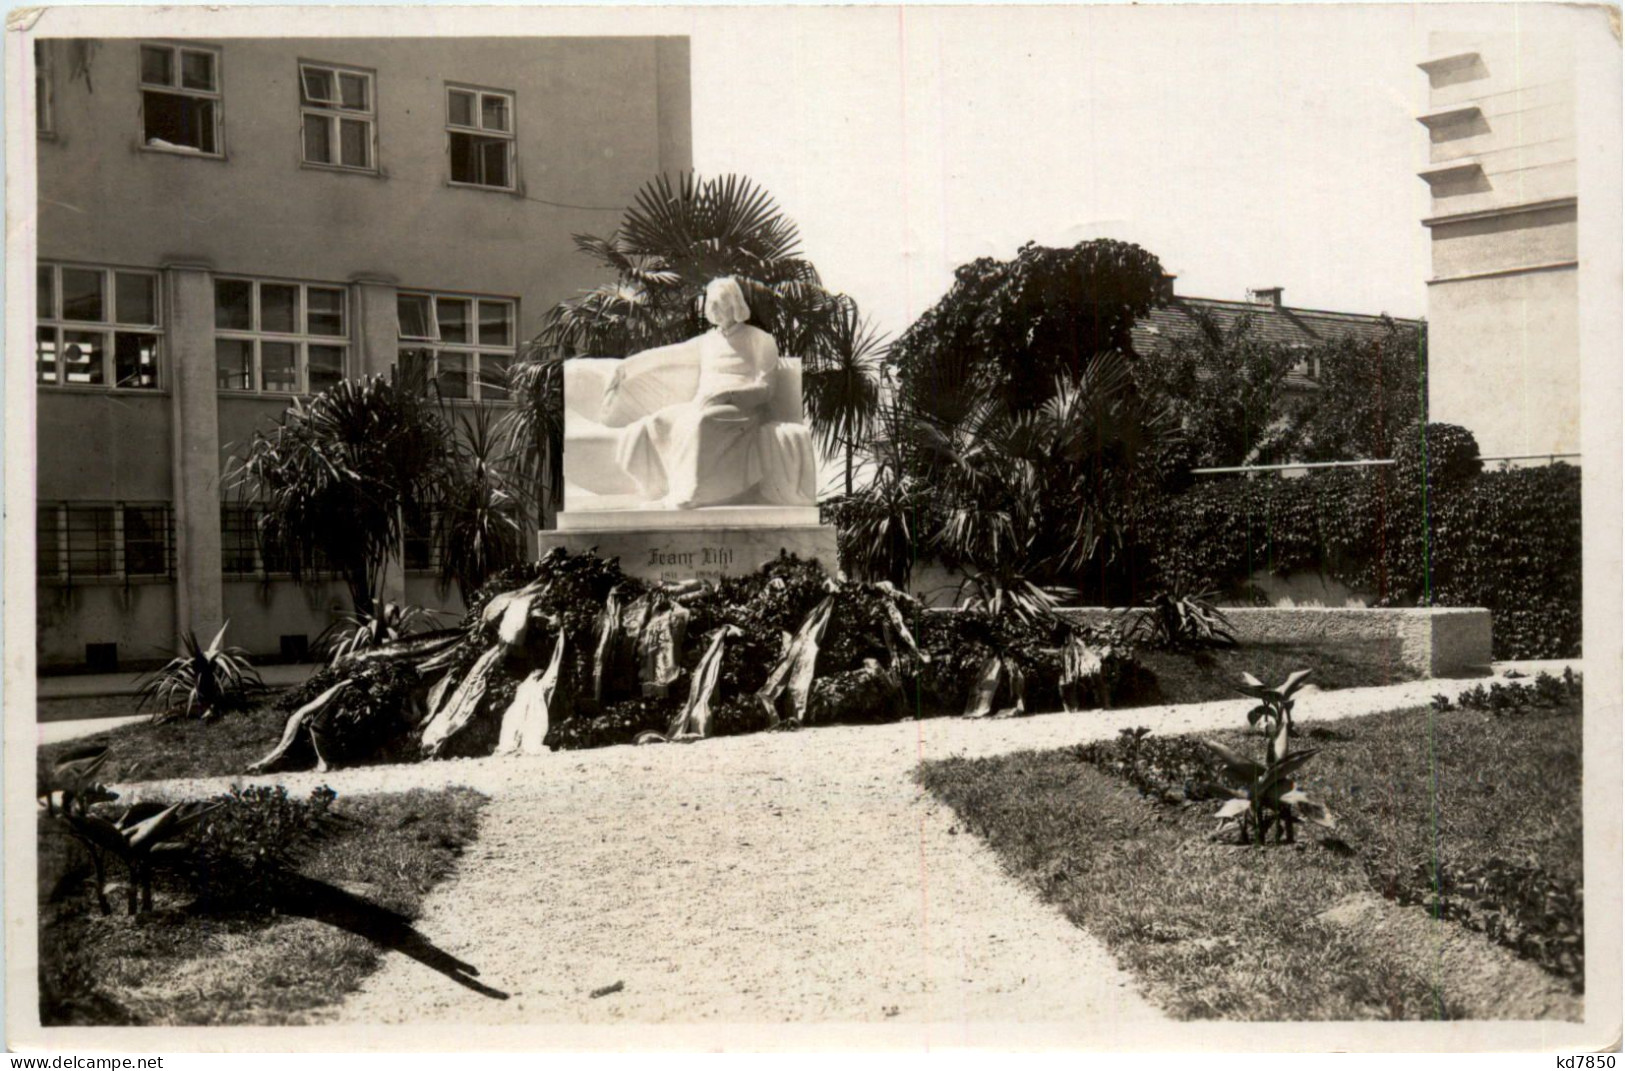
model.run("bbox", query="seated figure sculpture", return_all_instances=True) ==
[560,277,818,512]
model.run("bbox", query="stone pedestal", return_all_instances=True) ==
[539,506,838,584]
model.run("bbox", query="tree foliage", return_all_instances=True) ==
[1135,312,1428,469]
[888,238,1167,414]
[1133,310,1307,469]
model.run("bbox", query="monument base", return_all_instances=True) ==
[539,511,839,584]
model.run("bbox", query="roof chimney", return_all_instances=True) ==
[1248,286,1284,310]
[1158,272,1178,301]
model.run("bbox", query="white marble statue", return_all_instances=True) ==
[560,278,818,512]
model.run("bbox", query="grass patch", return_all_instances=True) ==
[38,704,290,785]
[919,699,1581,1020]
[1125,640,1412,707]
[39,785,486,1025]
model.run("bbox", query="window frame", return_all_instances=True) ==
[36,501,175,584]
[214,275,352,397]
[297,59,379,174]
[36,262,163,391]
[444,82,517,192]
[396,288,518,404]
[138,40,224,158]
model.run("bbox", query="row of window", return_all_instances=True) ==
[36,261,518,403]
[38,502,454,582]
[37,41,520,191]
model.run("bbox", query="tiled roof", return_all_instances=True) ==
[1130,296,1423,390]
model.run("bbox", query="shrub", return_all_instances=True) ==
[185,784,337,909]
[1420,858,1583,987]
[1138,449,1580,660]
[1073,727,1226,802]
[545,696,673,751]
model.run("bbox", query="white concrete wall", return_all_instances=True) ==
[1422,31,1579,458]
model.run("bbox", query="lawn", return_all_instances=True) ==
[918,695,1582,1021]
[38,704,292,785]
[38,785,488,1025]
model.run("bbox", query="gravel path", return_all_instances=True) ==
[115,673,1554,1027]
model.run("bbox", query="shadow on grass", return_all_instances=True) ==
[198,872,510,1001]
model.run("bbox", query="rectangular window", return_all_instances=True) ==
[213,277,350,395]
[220,504,294,576]
[395,290,517,404]
[36,502,174,582]
[446,85,515,190]
[140,42,221,156]
[35,40,53,137]
[299,61,376,172]
[36,263,161,390]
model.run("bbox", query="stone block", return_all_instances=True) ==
[538,520,838,585]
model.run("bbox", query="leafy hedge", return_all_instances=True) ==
[1141,424,1580,659]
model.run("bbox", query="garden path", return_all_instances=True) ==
[108,672,1532,1034]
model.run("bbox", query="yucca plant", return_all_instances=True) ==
[1204,669,1334,845]
[315,602,449,668]
[1126,588,1236,650]
[135,622,263,724]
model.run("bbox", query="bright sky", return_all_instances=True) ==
[687,4,1461,339]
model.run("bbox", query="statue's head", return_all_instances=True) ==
[703,277,751,330]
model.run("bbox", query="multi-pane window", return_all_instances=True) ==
[35,41,53,137]
[215,278,349,395]
[397,291,515,402]
[36,502,174,582]
[140,42,221,156]
[299,61,376,171]
[219,504,294,576]
[37,263,161,389]
[446,85,515,190]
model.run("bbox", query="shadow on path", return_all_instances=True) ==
[278,874,511,1000]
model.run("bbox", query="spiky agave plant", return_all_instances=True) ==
[135,622,263,723]
[1204,669,1335,845]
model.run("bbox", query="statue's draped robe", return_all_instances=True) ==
[609,326,811,508]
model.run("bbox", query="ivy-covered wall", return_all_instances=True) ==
[1143,443,1581,660]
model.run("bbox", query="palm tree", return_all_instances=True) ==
[803,295,886,495]
[500,172,868,525]
[839,350,1177,607]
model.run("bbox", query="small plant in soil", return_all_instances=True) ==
[1205,668,1335,845]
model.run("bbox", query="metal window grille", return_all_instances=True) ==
[37,502,174,582]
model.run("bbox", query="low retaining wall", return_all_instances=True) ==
[1058,606,1493,679]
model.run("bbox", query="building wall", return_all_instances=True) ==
[1421,32,1579,458]
[37,583,177,669]
[35,36,690,669]
[38,36,690,330]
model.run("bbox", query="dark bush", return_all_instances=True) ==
[185,784,338,909]
[808,664,908,725]
[1393,420,1483,493]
